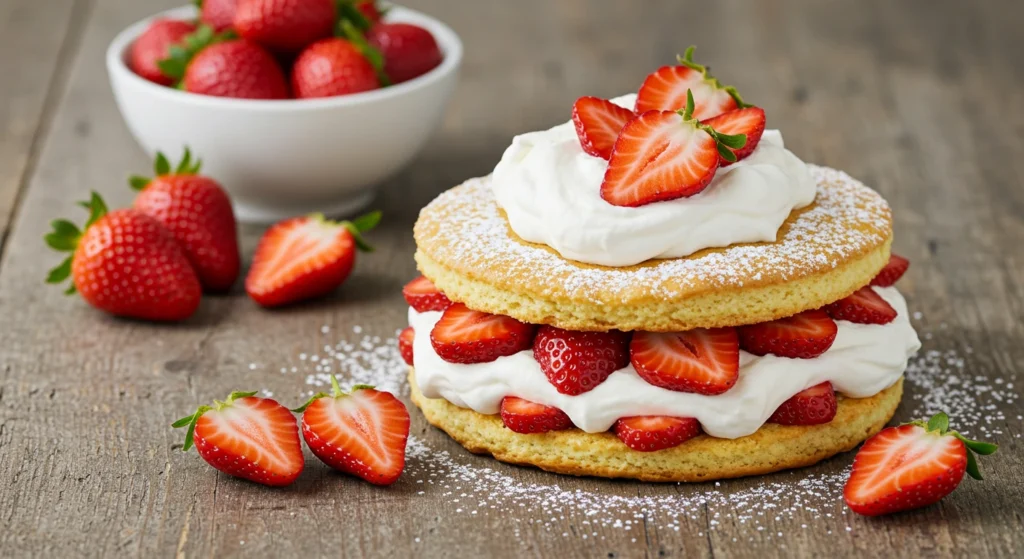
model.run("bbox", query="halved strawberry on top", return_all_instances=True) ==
[630,328,740,395]
[572,96,637,160]
[635,46,750,120]
[402,275,452,312]
[768,382,837,425]
[430,303,536,364]
[614,415,702,452]
[738,309,838,359]
[702,106,766,165]
[500,396,573,434]
[870,253,910,287]
[825,287,898,325]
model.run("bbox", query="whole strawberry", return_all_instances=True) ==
[129,148,240,292]
[366,22,443,84]
[129,18,196,85]
[291,38,380,98]
[158,25,288,99]
[45,192,201,321]
[197,0,239,32]
[234,0,336,52]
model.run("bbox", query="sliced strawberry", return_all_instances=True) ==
[173,391,304,486]
[430,303,536,364]
[825,287,898,325]
[533,327,630,395]
[701,107,766,165]
[296,378,410,486]
[738,309,838,359]
[635,46,749,120]
[499,396,573,434]
[572,96,637,160]
[871,253,910,287]
[630,328,740,395]
[844,412,998,516]
[402,275,452,312]
[614,416,702,452]
[398,326,415,366]
[768,382,837,425]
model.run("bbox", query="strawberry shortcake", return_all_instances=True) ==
[401,48,921,481]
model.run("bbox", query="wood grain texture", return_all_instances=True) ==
[0,0,1022,557]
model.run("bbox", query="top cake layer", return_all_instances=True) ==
[414,165,893,332]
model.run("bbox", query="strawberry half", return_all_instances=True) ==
[172,391,304,486]
[430,303,536,364]
[614,416,702,452]
[499,396,573,434]
[635,46,750,120]
[768,382,837,425]
[738,309,838,359]
[572,96,637,160]
[245,211,380,307]
[701,107,766,165]
[402,275,452,312]
[870,253,910,287]
[600,90,748,207]
[630,328,740,395]
[825,287,898,325]
[533,326,630,395]
[398,326,415,366]
[844,412,997,516]
[295,377,410,486]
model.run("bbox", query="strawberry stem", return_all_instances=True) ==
[676,45,751,109]
[44,191,109,294]
[172,391,257,452]
[676,89,747,163]
[130,147,202,191]
[907,411,998,480]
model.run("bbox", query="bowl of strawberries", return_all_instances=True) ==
[106,1,461,223]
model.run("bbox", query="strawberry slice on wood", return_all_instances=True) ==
[768,382,838,425]
[402,275,452,312]
[614,416,702,452]
[600,90,748,207]
[398,326,415,366]
[499,396,573,434]
[844,412,998,516]
[533,326,631,395]
[825,287,898,325]
[701,106,766,165]
[572,96,637,160]
[429,303,536,364]
[630,328,740,395]
[635,46,750,120]
[173,391,304,486]
[738,309,838,359]
[870,253,910,287]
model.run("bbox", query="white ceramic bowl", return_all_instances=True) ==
[107,5,462,223]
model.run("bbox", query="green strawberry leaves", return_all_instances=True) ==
[677,89,747,163]
[172,390,258,451]
[291,374,376,413]
[306,210,382,253]
[44,191,110,294]
[676,45,751,110]
[909,411,999,481]
[339,19,391,87]
[130,147,202,191]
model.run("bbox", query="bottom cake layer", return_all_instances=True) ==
[409,368,903,482]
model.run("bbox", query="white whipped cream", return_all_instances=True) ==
[410,287,920,439]
[491,94,817,267]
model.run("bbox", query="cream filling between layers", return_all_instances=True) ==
[410,287,920,439]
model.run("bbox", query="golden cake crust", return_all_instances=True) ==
[409,368,902,482]
[414,166,893,332]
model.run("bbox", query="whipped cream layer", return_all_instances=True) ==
[491,94,817,267]
[410,287,920,439]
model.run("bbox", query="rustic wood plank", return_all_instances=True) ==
[0,0,1022,557]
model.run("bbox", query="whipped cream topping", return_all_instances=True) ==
[410,287,920,439]
[491,94,817,267]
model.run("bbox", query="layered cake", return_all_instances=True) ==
[400,49,920,481]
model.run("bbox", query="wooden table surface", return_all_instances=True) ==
[2,0,1023,557]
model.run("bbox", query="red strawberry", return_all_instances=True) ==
[129,19,196,85]
[600,90,748,207]
[871,253,910,287]
[844,412,998,516]
[499,396,573,434]
[825,287,898,325]
[533,327,630,396]
[572,96,637,160]
[630,328,740,395]
[402,275,452,312]
[158,27,289,99]
[398,326,415,366]
[291,38,380,99]
[635,46,749,120]
[768,382,837,425]
[701,107,766,165]
[366,22,443,84]
[45,192,201,321]
[245,211,381,307]
[295,377,410,485]
[738,309,838,359]
[234,0,336,52]
[198,0,239,32]
[429,303,536,364]
[172,391,304,486]
[129,148,240,292]
[614,416,702,452]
